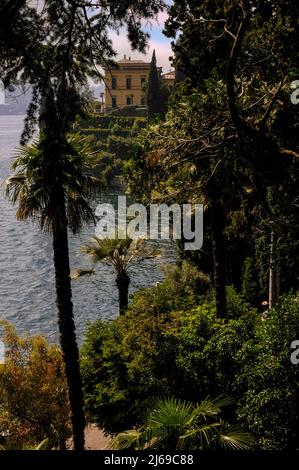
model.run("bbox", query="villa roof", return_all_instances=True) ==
[117,59,149,64]
[162,71,176,80]
[103,55,151,69]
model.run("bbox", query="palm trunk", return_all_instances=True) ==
[52,191,86,450]
[116,270,130,315]
[269,226,278,309]
[211,204,227,319]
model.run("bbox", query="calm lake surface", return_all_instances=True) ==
[0,115,174,342]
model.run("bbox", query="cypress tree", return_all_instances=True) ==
[147,49,168,118]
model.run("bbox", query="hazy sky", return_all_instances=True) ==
[110,10,173,72]
[30,1,174,72]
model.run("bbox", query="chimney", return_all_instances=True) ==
[124,54,126,59]
[129,56,131,61]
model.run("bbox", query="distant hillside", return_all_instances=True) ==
[0,86,32,115]
[0,84,103,115]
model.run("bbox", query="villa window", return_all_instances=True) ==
[112,96,117,108]
[112,77,117,89]
[126,95,133,106]
[141,76,146,86]
[126,76,132,89]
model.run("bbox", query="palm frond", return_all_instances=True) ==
[67,193,95,234]
[218,430,253,450]
[178,422,221,450]
[5,133,99,233]
[81,234,155,277]
[111,430,143,450]
[113,395,253,451]
[145,397,195,429]
[209,395,235,409]
[71,268,96,280]
[35,438,50,450]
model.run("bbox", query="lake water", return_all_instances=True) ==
[0,116,174,342]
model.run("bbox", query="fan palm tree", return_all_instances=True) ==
[74,236,151,315]
[5,132,99,450]
[112,396,252,450]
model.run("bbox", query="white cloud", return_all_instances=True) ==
[108,30,173,72]
[156,10,170,26]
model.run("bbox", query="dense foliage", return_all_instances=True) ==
[126,0,299,318]
[0,323,70,450]
[76,114,147,183]
[1,0,299,453]
[112,396,252,450]
[146,50,170,119]
[80,265,299,448]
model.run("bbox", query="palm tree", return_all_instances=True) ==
[74,235,151,315]
[6,133,99,450]
[112,396,252,450]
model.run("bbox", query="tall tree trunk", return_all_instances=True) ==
[269,225,278,309]
[116,270,130,315]
[52,191,86,450]
[211,204,227,319]
[39,80,85,449]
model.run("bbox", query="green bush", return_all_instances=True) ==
[80,128,111,141]
[80,263,258,435]
[132,119,147,131]
[112,117,135,128]
[77,114,146,131]
[107,135,132,161]
[74,115,147,180]
[82,290,299,447]
[109,106,147,117]
[77,115,113,129]
[237,295,299,449]
[110,124,132,139]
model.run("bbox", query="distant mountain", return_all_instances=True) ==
[90,84,105,99]
[0,84,104,115]
[0,86,32,115]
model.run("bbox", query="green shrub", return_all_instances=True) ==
[107,135,132,161]
[0,323,71,449]
[110,106,147,117]
[110,123,132,139]
[77,114,146,130]
[80,128,111,141]
[237,295,299,449]
[80,263,258,435]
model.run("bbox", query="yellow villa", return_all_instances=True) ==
[103,55,174,112]
[103,55,151,111]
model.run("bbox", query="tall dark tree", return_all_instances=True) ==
[210,203,227,318]
[146,49,168,118]
[127,0,299,317]
[6,130,96,450]
[163,0,299,309]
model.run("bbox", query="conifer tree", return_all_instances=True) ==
[147,49,169,118]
